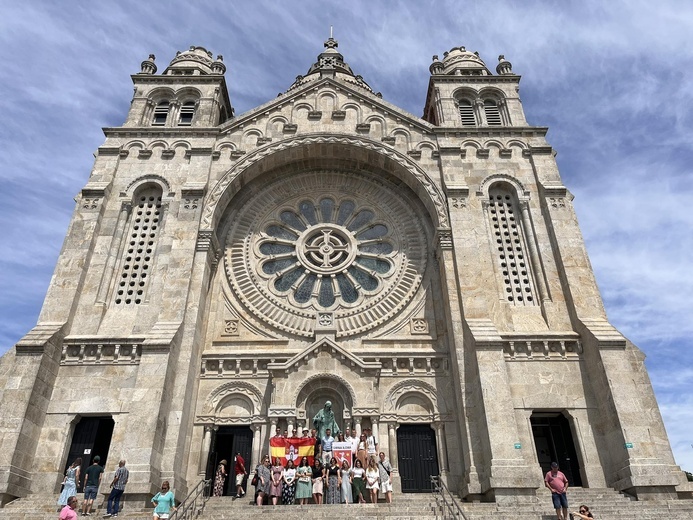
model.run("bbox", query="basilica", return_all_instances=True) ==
[0,38,687,506]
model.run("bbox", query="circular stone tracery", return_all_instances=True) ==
[297,224,357,275]
[224,171,427,338]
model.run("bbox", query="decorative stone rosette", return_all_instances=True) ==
[224,171,427,337]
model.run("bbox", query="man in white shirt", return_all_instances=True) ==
[345,427,357,464]
[365,427,378,462]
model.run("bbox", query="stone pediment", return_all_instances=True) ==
[266,337,381,375]
[218,76,434,143]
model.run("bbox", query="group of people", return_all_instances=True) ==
[545,462,595,520]
[56,456,130,519]
[252,451,392,506]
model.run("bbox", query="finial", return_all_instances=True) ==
[140,54,157,75]
[496,54,513,75]
[330,25,333,39]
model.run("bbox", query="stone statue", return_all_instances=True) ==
[313,400,340,440]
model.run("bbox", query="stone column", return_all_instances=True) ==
[198,425,214,475]
[388,422,402,494]
[288,419,295,438]
[432,422,449,476]
[252,424,262,469]
[388,422,398,468]
[354,417,362,438]
[371,417,380,446]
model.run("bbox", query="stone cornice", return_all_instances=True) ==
[428,74,522,84]
[431,126,548,138]
[102,127,220,138]
[131,74,228,86]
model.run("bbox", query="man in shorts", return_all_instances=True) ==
[378,452,393,503]
[545,462,569,520]
[234,452,247,498]
[60,496,79,520]
[82,455,104,516]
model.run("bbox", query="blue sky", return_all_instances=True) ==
[1,1,691,472]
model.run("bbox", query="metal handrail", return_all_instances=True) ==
[169,479,211,520]
[430,475,468,520]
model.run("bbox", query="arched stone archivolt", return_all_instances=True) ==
[478,173,529,199]
[294,373,356,411]
[384,379,441,416]
[204,381,264,416]
[200,134,450,232]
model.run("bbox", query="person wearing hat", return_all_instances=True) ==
[212,459,227,497]
[544,462,569,520]
[82,455,104,516]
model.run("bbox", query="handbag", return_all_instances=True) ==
[251,472,258,486]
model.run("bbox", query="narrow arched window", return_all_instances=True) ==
[153,101,169,126]
[114,186,163,305]
[458,99,476,126]
[484,99,502,126]
[178,101,195,126]
[487,184,536,305]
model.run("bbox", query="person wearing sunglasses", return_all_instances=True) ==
[151,481,176,519]
[570,504,594,519]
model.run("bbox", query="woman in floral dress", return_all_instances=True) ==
[269,457,283,505]
[57,458,81,510]
[281,459,297,505]
[212,459,227,497]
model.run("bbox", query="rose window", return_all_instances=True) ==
[257,199,395,308]
[224,171,427,338]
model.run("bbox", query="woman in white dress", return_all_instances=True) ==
[340,460,352,504]
[365,456,380,504]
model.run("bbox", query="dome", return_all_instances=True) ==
[287,37,375,94]
[164,46,215,75]
[438,46,490,76]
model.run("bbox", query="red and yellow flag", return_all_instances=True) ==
[269,437,315,466]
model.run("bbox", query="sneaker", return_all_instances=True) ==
[112,515,118,518]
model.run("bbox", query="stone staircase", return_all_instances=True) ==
[2,488,693,520]
[458,488,693,520]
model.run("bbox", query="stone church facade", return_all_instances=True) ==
[0,39,687,506]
